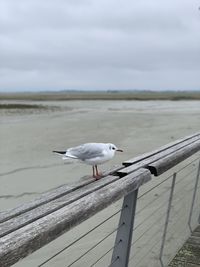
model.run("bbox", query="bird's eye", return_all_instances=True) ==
[112,147,115,150]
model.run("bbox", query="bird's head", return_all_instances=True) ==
[108,143,123,153]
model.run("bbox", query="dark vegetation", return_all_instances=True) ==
[0,103,48,109]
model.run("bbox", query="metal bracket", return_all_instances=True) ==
[188,160,200,231]
[110,189,138,267]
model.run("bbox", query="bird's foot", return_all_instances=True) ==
[93,174,102,180]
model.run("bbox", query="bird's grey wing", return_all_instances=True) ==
[68,144,104,160]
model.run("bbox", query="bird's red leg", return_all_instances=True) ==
[92,166,95,178]
[95,165,102,179]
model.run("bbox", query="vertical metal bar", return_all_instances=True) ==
[111,189,138,267]
[159,173,176,267]
[188,160,200,231]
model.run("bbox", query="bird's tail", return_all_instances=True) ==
[53,150,78,160]
[52,150,66,155]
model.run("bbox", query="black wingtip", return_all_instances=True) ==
[52,150,66,154]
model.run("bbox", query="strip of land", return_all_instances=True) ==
[0,90,200,101]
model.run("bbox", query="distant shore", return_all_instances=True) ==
[0,90,200,101]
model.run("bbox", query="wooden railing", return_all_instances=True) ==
[0,133,200,267]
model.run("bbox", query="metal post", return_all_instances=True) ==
[159,173,176,267]
[110,189,138,267]
[188,160,200,231]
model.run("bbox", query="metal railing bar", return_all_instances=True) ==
[170,183,200,217]
[129,181,200,265]
[138,156,199,201]
[132,169,198,236]
[131,188,190,265]
[166,203,200,241]
[173,167,197,187]
[130,206,192,265]
[149,192,200,266]
[158,202,198,247]
[132,222,198,267]
[66,226,121,267]
[137,167,197,216]
[158,185,200,237]
[137,174,173,199]
[166,229,190,266]
[160,223,193,266]
[69,154,200,267]
[132,239,161,267]
[167,211,200,265]
[164,221,190,247]
[159,173,177,267]
[137,182,172,214]
[132,211,167,246]
[174,204,200,237]
[108,255,119,267]
[129,227,162,265]
[175,154,200,174]
[134,202,168,233]
[188,160,200,232]
[89,241,121,267]
[162,198,197,244]
[135,187,194,239]
[134,188,176,233]
[193,203,200,215]
[111,189,139,267]
[38,208,122,267]
[89,246,114,267]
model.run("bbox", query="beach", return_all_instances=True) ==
[1,99,200,266]
[1,100,200,210]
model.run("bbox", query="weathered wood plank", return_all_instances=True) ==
[0,168,151,267]
[123,132,200,165]
[0,184,79,223]
[0,175,119,238]
[0,165,122,223]
[118,136,200,176]
[148,140,200,176]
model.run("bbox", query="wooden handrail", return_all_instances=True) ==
[0,132,200,267]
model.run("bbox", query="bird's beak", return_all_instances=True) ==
[116,149,123,152]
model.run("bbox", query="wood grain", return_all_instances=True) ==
[0,168,151,267]
[148,140,200,176]
[0,175,119,238]
[123,132,200,166]
[118,134,200,176]
[0,165,122,224]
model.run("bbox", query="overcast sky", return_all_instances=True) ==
[0,0,200,92]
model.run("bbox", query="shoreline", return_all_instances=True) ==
[0,90,200,101]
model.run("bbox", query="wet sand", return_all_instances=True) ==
[0,100,200,210]
[1,100,200,267]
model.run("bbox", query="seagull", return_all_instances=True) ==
[53,143,123,179]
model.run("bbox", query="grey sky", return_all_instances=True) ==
[0,0,200,92]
